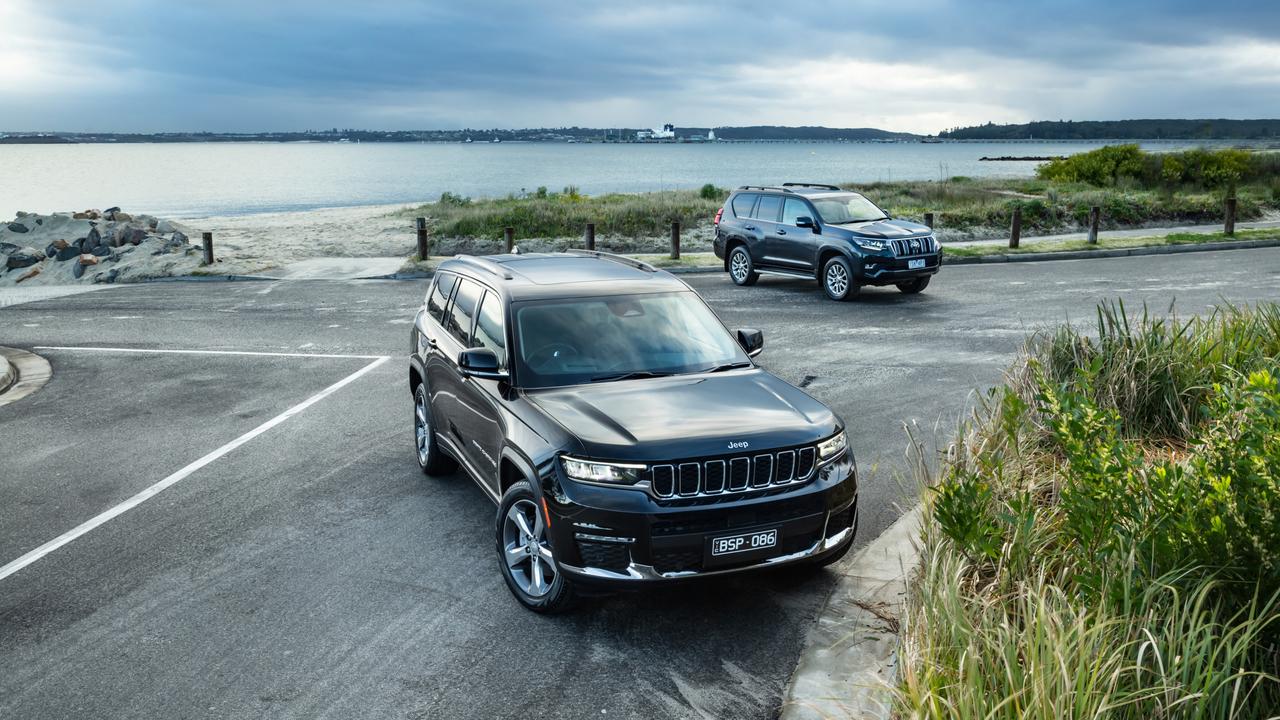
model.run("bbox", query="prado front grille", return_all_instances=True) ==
[889,236,938,256]
[649,446,818,500]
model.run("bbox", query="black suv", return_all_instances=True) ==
[409,251,857,612]
[712,183,942,300]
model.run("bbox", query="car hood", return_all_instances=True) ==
[523,369,839,461]
[840,218,930,238]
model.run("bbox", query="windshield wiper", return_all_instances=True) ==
[589,370,674,383]
[702,361,753,373]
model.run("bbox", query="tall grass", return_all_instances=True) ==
[896,302,1280,719]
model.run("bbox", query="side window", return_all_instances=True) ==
[730,193,758,218]
[445,279,483,345]
[782,197,811,226]
[427,272,457,324]
[752,195,782,222]
[473,291,507,367]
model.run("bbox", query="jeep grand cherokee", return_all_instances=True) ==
[408,251,858,612]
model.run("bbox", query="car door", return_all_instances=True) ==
[435,276,485,473]
[774,196,821,271]
[421,272,460,439]
[749,194,784,268]
[453,288,508,490]
[724,192,762,259]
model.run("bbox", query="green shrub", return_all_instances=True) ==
[438,191,471,207]
[699,183,725,200]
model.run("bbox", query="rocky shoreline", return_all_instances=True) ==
[0,209,204,286]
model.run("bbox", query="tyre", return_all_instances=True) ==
[414,382,457,476]
[822,256,859,301]
[896,276,930,294]
[728,245,759,286]
[497,480,576,613]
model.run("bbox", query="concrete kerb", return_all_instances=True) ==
[782,505,924,720]
[0,353,13,395]
[0,347,53,408]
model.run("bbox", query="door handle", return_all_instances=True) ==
[776,228,787,235]
[744,225,757,231]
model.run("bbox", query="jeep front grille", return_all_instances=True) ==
[889,235,938,256]
[650,446,817,499]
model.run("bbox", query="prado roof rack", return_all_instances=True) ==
[564,249,657,273]
[781,182,841,190]
[453,255,514,280]
[737,185,795,193]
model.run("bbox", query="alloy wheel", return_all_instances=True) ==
[730,250,749,283]
[502,499,556,597]
[414,390,431,466]
[825,263,849,297]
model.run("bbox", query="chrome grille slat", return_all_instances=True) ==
[639,446,820,500]
[652,464,675,498]
[890,235,936,257]
[704,460,726,494]
[775,450,795,484]
[751,454,773,488]
[728,457,750,491]
[677,462,700,496]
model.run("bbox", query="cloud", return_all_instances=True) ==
[1,0,1277,133]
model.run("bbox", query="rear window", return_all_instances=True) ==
[427,272,457,324]
[445,279,483,345]
[730,193,758,217]
[752,195,782,222]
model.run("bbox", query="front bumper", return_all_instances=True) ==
[856,251,942,285]
[543,451,857,586]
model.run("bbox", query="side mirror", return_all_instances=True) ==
[735,328,764,357]
[459,348,507,380]
[795,216,818,232]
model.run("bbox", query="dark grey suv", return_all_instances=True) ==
[712,183,942,300]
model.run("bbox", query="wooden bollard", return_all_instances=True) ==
[1088,206,1100,245]
[1225,197,1237,236]
[201,231,214,265]
[670,221,681,260]
[923,212,934,229]
[415,217,430,260]
[1008,207,1021,249]
[504,226,514,253]
[585,223,596,251]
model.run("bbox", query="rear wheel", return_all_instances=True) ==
[414,382,456,476]
[896,276,931,294]
[497,480,576,613]
[822,256,859,301]
[728,246,759,286]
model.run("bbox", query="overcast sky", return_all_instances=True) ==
[2,0,1277,134]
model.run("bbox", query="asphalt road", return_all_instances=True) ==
[1,248,1278,719]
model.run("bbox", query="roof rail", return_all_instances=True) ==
[736,185,794,193]
[453,255,514,280]
[781,182,841,190]
[563,249,657,273]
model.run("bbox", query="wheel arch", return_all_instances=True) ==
[816,245,854,280]
[723,236,747,271]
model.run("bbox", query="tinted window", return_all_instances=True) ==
[730,193,758,217]
[782,197,812,225]
[445,279,483,345]
[473,291,507,367]
[752,195,782,222]
[427,273,457,324]
[811,193,887,224]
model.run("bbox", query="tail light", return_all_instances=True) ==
[714,207,724,226]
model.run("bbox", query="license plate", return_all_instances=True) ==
[908,258,926,269]
[710,528,778,557]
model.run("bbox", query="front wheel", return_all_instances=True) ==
[822,256,859,301]
[497,480,576,613]
[896,276,931,294]
[728,246,759,286]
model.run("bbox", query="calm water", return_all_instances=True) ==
[0,140,1210,219]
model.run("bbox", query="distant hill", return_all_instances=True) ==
[0,125,918,144]
[690,126,918,141]
[941,119,1280,140]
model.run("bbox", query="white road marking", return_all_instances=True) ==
[34,345,388,360]
[0,356,390,582]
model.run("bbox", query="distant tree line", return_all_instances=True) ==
[942,119,1280,140]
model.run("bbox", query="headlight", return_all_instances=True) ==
[818,431,848,461]
[852,238,887,251]
[562,456,646,485]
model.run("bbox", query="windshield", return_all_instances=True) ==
[811,193,888,224]
[512,291,750,388]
